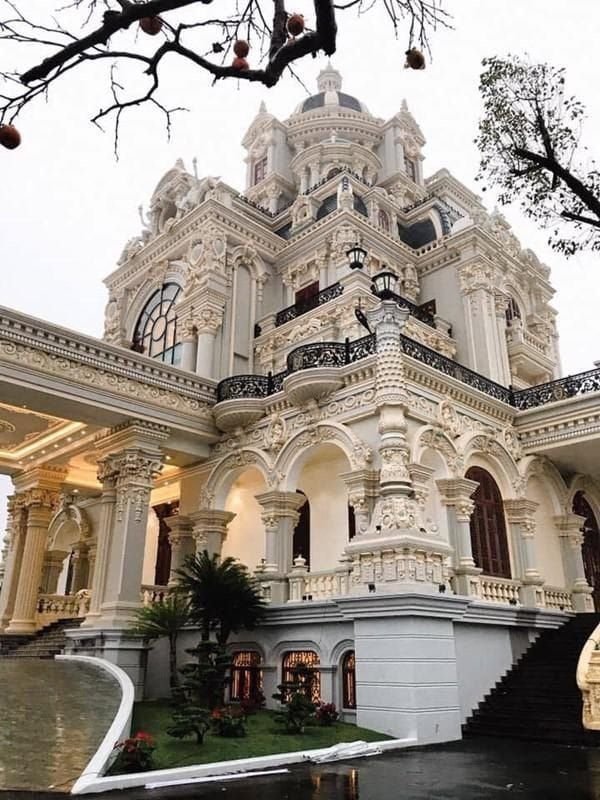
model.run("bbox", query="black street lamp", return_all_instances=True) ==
[371,268,399,300]
[346,243,367,270]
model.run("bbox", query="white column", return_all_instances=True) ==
[555,513,594,612]
[504,499,544,607]
[195,307,223,378]
[93,422,167,628]
[256,491,305,604]
[180,318,198,372]
[436,478,482,597]
[166,515,195,584]
[81,470,117,627]
[0,496,25,630]
[7,488,60,634]
[190,509,235,558]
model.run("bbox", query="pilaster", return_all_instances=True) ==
[504,498,545,607]
[339,469,379,536]
[0,495,26,630]
[554,513,594,612]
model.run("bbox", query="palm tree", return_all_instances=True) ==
[176,550,266,645]
[129,592,191,691]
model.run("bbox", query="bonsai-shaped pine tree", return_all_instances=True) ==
[273,663,317,734]
[166,705,211,745]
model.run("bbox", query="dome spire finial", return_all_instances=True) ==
[317,61,342,93]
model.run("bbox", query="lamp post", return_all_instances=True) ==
[346,243,367,270]
[371,268,399,300]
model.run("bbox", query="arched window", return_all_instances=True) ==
[327,167,342,180]
[293,490,310,567]
[231,651,263,702]
[506,297,522,325]
[342,651,356,709]
[378,209,390,232]
[133,283,182,365]
[348,505,356,540]
[465,466,511,578]
[282,650,320,703]
[573,491,600,610]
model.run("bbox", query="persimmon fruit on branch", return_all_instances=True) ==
[0,0,450,149]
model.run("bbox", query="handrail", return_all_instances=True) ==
[513,365,600,410]
[275,282,343,327]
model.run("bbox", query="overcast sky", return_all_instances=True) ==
[1,0,600,538]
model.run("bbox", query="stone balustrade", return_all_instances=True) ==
[140,584,169,606]
[543,586,574,612]
[36,590,90,626]
[479,576,521,605]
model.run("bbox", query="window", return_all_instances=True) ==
[506,297,522,325]
[465,467,511,578]
[231,651,263,702]
[153,501,179,586]
[294,281,320,315]
[253,156,268,185]
[293,490,310,567]
[378,209,390,232]
[327,167,342,180]
[404,156,417,182]
[133,283,182,365]
[348,505,356,540]
[342,651,356,709]
[282,650,320,703]
[573,491,600,611]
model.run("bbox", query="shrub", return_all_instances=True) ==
[112,731,155,772]
[211,706,247,738]
[166,705,211,744]
[315,702,339,726]
[240,690,266,716]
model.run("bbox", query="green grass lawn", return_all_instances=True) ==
[125,701,390,771]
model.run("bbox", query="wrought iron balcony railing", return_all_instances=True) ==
[217,333,600,411]
[512,366,600,410]
[275,282,344,327]
[273,281,436,329]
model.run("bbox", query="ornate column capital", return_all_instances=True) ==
[554,512,586,544]
[165,514,194,545]
[504,499,539,531]
[255,490,305,529]
[189,509,235,554]
[436,477,479,521]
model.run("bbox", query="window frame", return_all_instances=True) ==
[133,282,182,366]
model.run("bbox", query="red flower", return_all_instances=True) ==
[134,731,154,745]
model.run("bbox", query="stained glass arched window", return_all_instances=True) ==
[231,651,263,703]
[282,650,320,703]
[133,283,182,365]
[466,466,511,578]
[342,651,356,709]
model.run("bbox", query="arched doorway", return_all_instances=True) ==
[465,466,511,578]
[230,651,263,704]
[341,650,356,709]
[293,490,310,566]
[573,491,600,610]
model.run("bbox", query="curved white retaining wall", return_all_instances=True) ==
[55,655,134,795]
[72,736,416,794]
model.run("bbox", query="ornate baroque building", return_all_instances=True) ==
[2,64,600,744]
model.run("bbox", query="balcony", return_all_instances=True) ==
[506,321,554,385]
[275,282,344,327]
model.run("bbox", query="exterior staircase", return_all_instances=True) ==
[464,613,600,746]
[0,618,82,659]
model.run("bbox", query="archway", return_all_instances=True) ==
[465,466,511,578]
[573,491,600,610]
[222,467,268,570]
[293,490,310,566]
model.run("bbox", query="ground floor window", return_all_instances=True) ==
[282,650,321,703]
[342,651,356,709]
[230,651,263,702]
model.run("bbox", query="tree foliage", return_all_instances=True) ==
[476,55,600,256]
[176,549,266,644]
[0,0,450,140]
[129,592,191,691]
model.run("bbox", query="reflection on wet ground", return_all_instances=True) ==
[6,736,600,799]
[0,659,120,793]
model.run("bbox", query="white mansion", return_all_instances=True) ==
[1,63,600,744]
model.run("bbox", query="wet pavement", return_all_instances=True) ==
[0,659,120,793]
[3,736,600,799]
